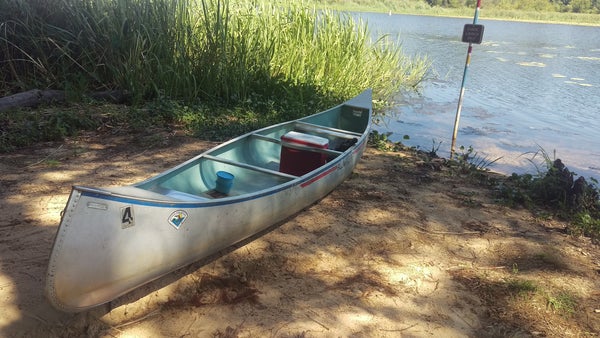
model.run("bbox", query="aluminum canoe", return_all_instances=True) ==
[45,89,372,312]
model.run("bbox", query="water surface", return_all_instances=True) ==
[361,13,600,179]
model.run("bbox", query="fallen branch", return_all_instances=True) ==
[379,322,419,332]
[414,225,480,235]
[305,313,330,330]
[0,89,128,112]
[111,309,160,330]
[25,145,64,168]
[0,89,65,111]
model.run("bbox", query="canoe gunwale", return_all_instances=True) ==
[72,98,373,206]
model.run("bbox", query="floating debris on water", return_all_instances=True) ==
[538,53,556,58]
[577,56,600,61]
[517,61,546,67]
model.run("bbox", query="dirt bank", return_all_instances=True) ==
[1,131,599,337]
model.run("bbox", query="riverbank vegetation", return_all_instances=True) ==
[308,0,600,26]
[0,0,426,103]
[456,146,600,243]
[496,150,600,242]
[1,0,427,149]
[369,131,600,242]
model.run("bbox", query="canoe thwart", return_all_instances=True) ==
[203,154,299,179]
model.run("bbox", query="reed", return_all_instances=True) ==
[0,0,426,106]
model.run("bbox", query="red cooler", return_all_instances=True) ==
[280,131,329,176]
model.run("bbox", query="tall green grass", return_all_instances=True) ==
[0,0,427,107]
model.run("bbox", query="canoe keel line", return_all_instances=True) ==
[45,89,373,312]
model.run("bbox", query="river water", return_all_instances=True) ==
[360,13,600,179]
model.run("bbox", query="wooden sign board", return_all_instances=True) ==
[462,24,484,44]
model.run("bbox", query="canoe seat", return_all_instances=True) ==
[292,121,361,152]
[102,185,183,201]
[161,189,210,201]
[203,154,298,179]
[250,133,281,144]
[294,121,362,139]
[108,185,209,201]
[251,132,342,158]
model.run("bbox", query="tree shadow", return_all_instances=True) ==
[2,137,598,337]
[0,133,218,336]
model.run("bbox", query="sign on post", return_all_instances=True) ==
[461,24,485,44]
[451,0,484,157]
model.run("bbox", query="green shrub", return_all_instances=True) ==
[450,145,501,174]
[571,212,600,240]
[546,292,577,316]
[496,150,600,242]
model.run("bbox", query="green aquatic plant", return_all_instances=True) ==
[451,145,502,173]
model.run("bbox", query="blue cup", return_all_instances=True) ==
[215,171,234,194]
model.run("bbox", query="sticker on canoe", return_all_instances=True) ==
[352,109,363,117]
[87,202,108,210]
[121,206,135,229]
[168,210,189,229]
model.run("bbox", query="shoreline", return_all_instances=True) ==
[384,11,600,27]
[317,5,600,27]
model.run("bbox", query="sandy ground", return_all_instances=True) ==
[1,130,599,337]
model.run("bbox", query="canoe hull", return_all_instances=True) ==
[45,90,371,312]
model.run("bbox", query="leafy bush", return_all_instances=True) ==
[368,130,400,151]
[571,212,600,241]
[496,151,600,242]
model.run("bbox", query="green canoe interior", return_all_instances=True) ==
[134,104,370,200]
